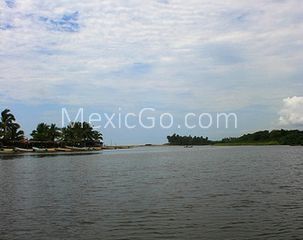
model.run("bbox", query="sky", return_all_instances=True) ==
[0,0,303,144]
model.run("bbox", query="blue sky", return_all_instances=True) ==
[1,0,303,144]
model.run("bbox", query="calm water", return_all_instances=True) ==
[1,146,303,240]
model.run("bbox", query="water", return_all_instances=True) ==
[1,146,303,240]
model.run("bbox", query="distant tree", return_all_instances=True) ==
[62,122,103,146]
[0,109,24,143]
[0,109,16,141]
[31,123,50,141]
[167,133,210,145]
[9,123,24,141]
[219,129,303,145]
[49,124,61,142]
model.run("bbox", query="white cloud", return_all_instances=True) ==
[279,96,303,126]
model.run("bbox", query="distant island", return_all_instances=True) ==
[167,130,303,146]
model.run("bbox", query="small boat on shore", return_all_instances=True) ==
[14,147,33,153]
[0,148,15,154]
[47,148,57,152]
[32,147,48,153]
[55,147,73,152]
[66,146,90,151]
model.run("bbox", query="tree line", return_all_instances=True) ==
[0,109,103,147]
[167,129,303,146]
[167,133,210,145]
[220,130,303,145]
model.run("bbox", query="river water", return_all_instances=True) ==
[1,146,303,239]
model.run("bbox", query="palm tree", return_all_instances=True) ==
[31,123,51,141]
[9,123,24,141]
[91,130,103,145]
[31,123,62,142]
[82,122,103,146]
[0,109,16,141]
[62,122,103,146]
[61,124,75,145]
[0,109,24,143]
[49,124,61,142]
[62,122,83,145]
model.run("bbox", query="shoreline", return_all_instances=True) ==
[1,144,301,156]
[0,145,140,156]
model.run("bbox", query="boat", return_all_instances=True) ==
[0,148,15,154]
[184,145,193,148]
[14,147,33,152]
[55,147,73,152]
[32,147,48,153]
[65,146,90,151]
[47,148,57,152]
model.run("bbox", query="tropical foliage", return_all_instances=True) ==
[62,122,103,146]
[30,121,103,146]
[31,123,61,142]
[168,130,303,146]
[0,108,103,147]
[0,109,24,144]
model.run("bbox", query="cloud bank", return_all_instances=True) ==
[0,0,303,114]
[279,96,303,126]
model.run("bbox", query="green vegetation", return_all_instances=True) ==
[168,130,303,146]
[30,122,103,147]
[219,130,303,146]
[31,123,61,142]
[0,109,24,145]
[62,122,103,147]
[0,109,103,148]
[167,134,210,145]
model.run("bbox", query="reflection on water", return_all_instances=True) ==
[0,151,102,160]
[1,146,303,240]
